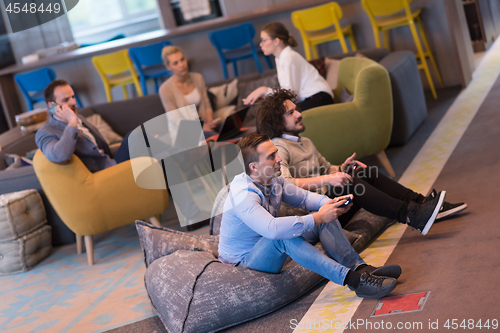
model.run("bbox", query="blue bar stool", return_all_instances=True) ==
[129,41,173,95]
[14,68,83,110]
[209,23,273,79]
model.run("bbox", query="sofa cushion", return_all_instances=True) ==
[135,220,218,267]
[308,57,327,78]
[81,94,166,136]
[329,48,388,62]
[340,87,354,103]
[85,114,123,145]
[325,57,341,90]
[236,71,279,108]
[208,78,239,110]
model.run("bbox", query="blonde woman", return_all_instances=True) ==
[159,45,219,138]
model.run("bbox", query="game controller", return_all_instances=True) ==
[337,195,353,207]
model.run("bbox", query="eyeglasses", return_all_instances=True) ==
[260,38,272,43]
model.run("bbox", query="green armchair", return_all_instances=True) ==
[302,57,395,177]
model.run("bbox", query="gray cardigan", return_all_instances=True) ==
[35,115,115,173]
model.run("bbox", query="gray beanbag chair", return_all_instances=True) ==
[136,185,393,333]
[136,221,326,333]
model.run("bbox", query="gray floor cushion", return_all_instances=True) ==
[136,181,394,333]
[136,221,326,333]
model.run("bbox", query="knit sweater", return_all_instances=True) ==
[272,135,332,185]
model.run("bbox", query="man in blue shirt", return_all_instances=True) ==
[218,133,401,298]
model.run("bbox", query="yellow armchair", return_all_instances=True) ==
[302,57,395,177]
[33,151,169,265]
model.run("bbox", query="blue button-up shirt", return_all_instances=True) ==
[218,173,330,265]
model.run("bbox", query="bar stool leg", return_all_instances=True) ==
[416,17,444,87]
[122,85,129,100]
[311,44,319,60]
[382,29,390,51]
[347,29,357,51]
[408,18,437,99]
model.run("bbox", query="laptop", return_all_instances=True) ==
[175,119,205,148]
[215,105,250,142]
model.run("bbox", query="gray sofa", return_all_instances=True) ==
[0,95,166,245]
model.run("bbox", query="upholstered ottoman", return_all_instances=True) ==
[0,189,52,275]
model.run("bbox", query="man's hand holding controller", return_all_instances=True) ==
[312,195,354,226]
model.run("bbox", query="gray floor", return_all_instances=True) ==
[346,75,500,332]
[106,85,462,333]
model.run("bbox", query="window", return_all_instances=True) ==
[67,0,160,44]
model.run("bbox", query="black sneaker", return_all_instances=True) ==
[437,202,468,220]
[356,264,402,279]
[422,189,437,203]
[406,191,446,235]
[349,272,397,299]
[423,189,467,221]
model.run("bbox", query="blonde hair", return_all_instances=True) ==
[161,45,183,66]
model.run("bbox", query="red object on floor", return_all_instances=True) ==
[372,291,429,316]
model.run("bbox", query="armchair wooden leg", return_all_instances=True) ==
[76,235,83,254]
[376,151,396,178]
[84,235,94,266]
[149,216,161,227]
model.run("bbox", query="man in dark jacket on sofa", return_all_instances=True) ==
[36,79,209,226]
[35,80,130,172]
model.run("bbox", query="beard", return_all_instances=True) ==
[286,122,305,136]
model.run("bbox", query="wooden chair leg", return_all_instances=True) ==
[149,216,161,227]
[76,234,83,254]
[84,235,94,266]
[376,150,396,178]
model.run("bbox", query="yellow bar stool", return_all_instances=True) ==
[92,49,143,102]
[291,2,357,61]
[361,0,443,99]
